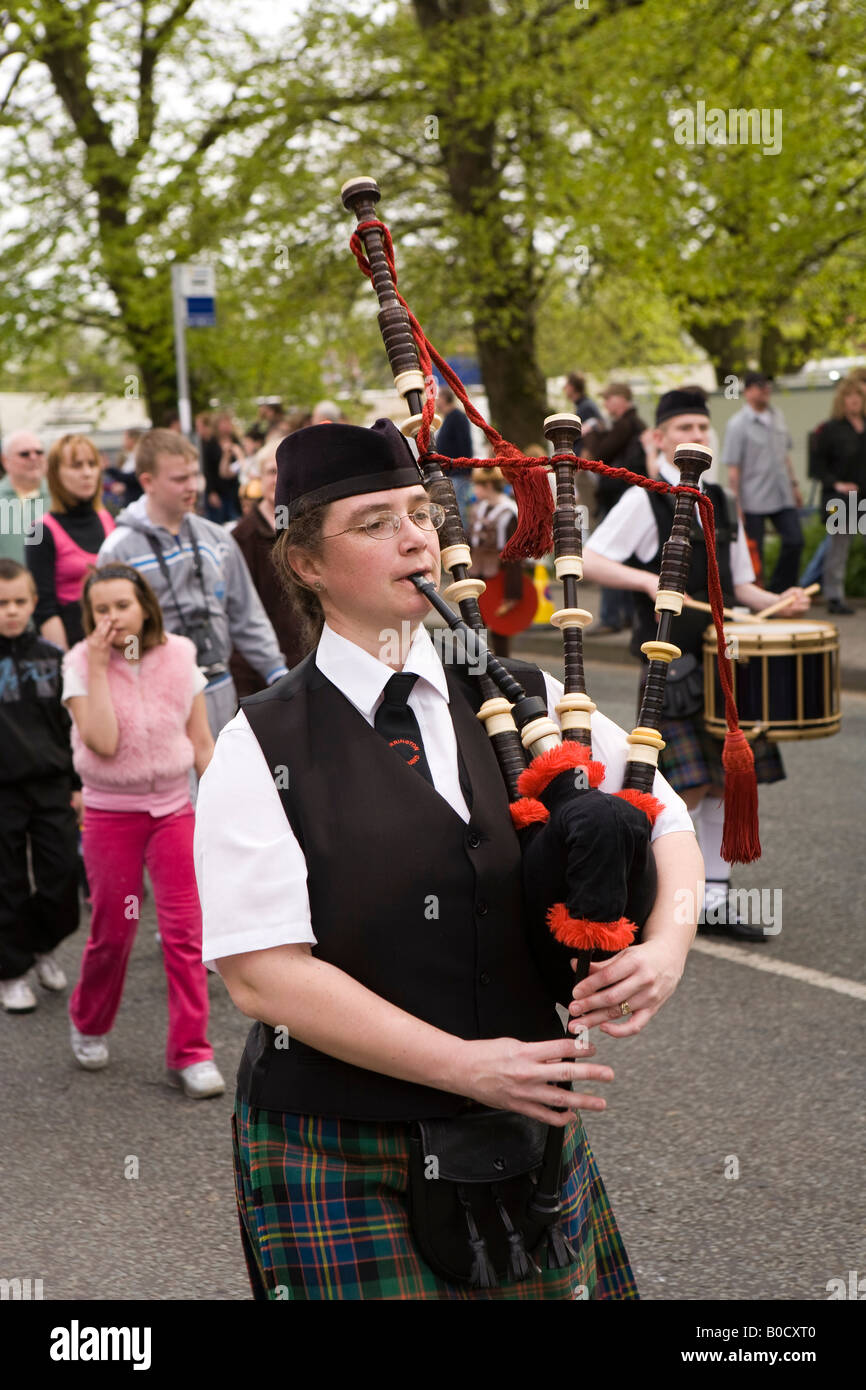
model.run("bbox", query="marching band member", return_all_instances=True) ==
[194,418,702,1301]
[582,389,810,940]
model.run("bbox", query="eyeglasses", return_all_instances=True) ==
[321,504,446,541]
[16,450,45,458]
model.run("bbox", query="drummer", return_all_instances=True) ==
[582,388,810,942]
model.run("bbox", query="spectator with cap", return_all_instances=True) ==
[247,398,286,445]
[0,432,50,565]
[721,371,804,592]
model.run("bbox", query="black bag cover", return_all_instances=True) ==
[519,774,658,1003]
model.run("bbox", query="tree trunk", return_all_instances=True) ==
[758,320,816,378]
[122,306,183,428]
[413,0,549,445]
[475,298,550,446]
[686,316,750,385]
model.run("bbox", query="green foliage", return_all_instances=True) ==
[0,0,864,425]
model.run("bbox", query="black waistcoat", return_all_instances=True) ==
[631,482,736,661]
[238,649,560,1120]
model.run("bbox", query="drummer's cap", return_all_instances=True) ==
[655,388,711,426]
[275,418,422,520]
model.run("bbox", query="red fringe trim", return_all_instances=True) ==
[516,743,606,799]
[547,903,637,952]
[614,788,666,827]
[721,729,762,864]
[509,797,550,829]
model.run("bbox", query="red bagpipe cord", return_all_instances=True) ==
[349,219,759,864]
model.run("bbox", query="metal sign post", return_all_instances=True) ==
[170,263,216,436]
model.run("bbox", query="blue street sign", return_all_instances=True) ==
[186,297,216,327]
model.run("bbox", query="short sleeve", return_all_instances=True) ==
[542,672,694,840]
[194,710,316,969]
[62,657,87,703]
[584,487,659,565]
[730,523,756,585]
[720,417,743,468]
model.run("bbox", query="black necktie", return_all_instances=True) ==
[374,673,434,786]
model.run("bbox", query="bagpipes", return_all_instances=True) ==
[342,175,760,1277]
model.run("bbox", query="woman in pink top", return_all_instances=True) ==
[63,563,224,1099]
[27,434,116,649]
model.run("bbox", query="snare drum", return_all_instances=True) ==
[703,619,841,742]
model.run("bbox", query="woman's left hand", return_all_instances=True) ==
[566,940,687,1038]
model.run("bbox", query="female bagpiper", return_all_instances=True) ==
[194,418,703,1301]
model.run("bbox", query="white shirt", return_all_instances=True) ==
[584,458,755,585]
[194,622,694,968]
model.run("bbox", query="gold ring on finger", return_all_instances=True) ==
[620,1000,632,1017]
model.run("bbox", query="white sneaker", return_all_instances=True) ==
[70,1021,109,1070]
[167,1060,225,1099]
[0,976,38,1013]
[35,952,67,991]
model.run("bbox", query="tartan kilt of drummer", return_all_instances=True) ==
[658,716,785,793]
[231,1100,638,1302]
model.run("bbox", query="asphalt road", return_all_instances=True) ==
[1,658,863,1302]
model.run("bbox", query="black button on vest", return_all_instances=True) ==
[374,673,434,786]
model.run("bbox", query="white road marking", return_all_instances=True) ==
[691,939,866,1001]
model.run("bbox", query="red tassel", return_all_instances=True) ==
[614,788,666,827]
[720,730,762,864]
[500,462,554,561]
[547,903,637,952]
[510,797,549,829]
[516,743,606,799]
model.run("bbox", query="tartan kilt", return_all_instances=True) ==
[231,1099,638,1301]
[658,715,785,794]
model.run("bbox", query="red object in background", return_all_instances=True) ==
[478,570,539,635]
[746,536,762,583]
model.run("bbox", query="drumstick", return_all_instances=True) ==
[681,594,759,622]
[753,583,820,620]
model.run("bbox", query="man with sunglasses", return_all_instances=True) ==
[0,432,50,565]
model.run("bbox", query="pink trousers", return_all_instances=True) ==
[70,805,212,1070]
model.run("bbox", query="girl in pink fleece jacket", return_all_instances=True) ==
[63,563,224,1098]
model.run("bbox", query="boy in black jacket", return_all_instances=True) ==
[0,559,80,1012]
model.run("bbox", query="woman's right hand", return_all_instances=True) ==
[455,1035,614,1126]
[86,616,116,669]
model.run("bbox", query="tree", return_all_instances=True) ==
[1,0,863,438]
[0,0,397,420]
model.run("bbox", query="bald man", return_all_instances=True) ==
[0,432,50,564]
